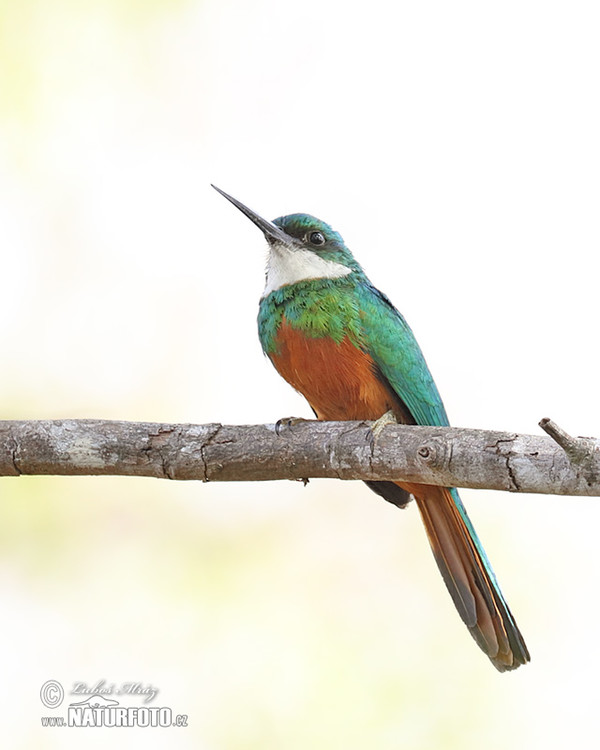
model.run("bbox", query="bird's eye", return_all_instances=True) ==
[308,231,326,246]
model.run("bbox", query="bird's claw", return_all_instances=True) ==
[275,416,309,436]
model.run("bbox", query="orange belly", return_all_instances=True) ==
[270,320,408,422]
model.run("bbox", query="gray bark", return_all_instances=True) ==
[0,418,598,495]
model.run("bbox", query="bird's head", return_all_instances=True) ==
[212,186,362,296]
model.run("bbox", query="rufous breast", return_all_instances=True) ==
[270,319,403,421]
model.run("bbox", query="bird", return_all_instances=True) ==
[212,184,530,672]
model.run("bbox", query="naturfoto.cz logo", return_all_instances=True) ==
[39,680,188,729]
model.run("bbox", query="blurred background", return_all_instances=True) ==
[1,0,600,747]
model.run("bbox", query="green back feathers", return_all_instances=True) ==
[358,285,449,427]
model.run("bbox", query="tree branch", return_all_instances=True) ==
[0,418,599,496]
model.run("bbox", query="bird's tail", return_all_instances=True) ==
[401,482,530,671]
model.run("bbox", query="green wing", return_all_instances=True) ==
[359,284,450,428]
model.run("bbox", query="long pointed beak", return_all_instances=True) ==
[211,185,293,246]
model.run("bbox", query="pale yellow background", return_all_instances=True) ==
[1,1,600,747]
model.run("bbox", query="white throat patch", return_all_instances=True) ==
[262,242,352,296]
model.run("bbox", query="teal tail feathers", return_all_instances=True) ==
[405,483,530,671]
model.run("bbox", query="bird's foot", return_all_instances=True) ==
[367,410,397,453]
[370,410,398,439]
[275,416,310,436]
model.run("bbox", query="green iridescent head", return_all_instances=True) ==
[271,213,362,272]
[212,185,365,294]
